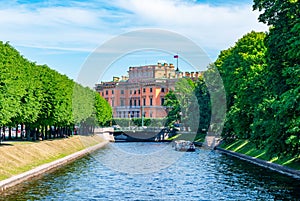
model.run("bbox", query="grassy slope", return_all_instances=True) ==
[168,133,206,142]
[219,139,300,170]
[0,135,105,181]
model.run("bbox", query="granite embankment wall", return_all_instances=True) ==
[0,141,109,191]
[194,138,300,178]
[215,147,300,179]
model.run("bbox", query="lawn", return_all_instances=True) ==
[219,139,300,170]
[0,135,105,181]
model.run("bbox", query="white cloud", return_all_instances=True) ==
[0,0,269,75]
[114,0,268,53]
[0,3,113,51]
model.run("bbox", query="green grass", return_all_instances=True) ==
[167,134,182,141]
[194,133,206,142]
[168,133,206,142]
[0,175,8,181]
[0,152,75,181]
[0,135,105,181]
[220,139,300,170]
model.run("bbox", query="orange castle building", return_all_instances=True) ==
[95,63,202,119]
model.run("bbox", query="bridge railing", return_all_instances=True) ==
[116,126,163,132]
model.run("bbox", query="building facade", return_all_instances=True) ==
[95,63,202,119]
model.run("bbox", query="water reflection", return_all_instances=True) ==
[1,142,299,200]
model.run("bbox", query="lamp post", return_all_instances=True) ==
[141,106,144,128]
[128,111,131,128]
[110,110,113,127]
[179,111,182,129]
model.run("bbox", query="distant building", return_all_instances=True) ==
[95,63,202,118]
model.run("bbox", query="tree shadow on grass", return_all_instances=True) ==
[0,143,13,146]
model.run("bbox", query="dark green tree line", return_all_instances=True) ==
[0,41,112,140]
[251,0,300,157]
[164,75,211,138]
[215,31,267,140]
[214,0,299,158]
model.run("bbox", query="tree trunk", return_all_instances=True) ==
[15,124,19,139]
[26,124,31,141]
[8,127,12,140]
[33,128,37,141]
[54,126,57,138]
[21,124,24,140]
[44,126,48,140]
[59,127,63,138]
[2,126,5,142]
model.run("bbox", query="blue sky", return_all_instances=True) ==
[0,0,268,83]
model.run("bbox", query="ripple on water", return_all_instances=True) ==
[1,142,300,201]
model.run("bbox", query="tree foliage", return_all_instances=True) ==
[194,75,211,134]
[174,78,199,132]
[95,92,112,127]
[163,90,181,128]
[164,75,211,135]
[0,42,112,139]
[215,31,267,139]
[213,0,299,158]
[252,0,300,157]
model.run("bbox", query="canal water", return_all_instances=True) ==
[1,142,300,200]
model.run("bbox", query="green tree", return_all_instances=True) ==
[174,78,199,132]
[0,42,23,126]
[95,92,112,127]
[0,41,113,140]
[163,90,181,128]
[215,31,267,140]
[252,0,300,157]
[72,84,97,134]
[194,75,211,134]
